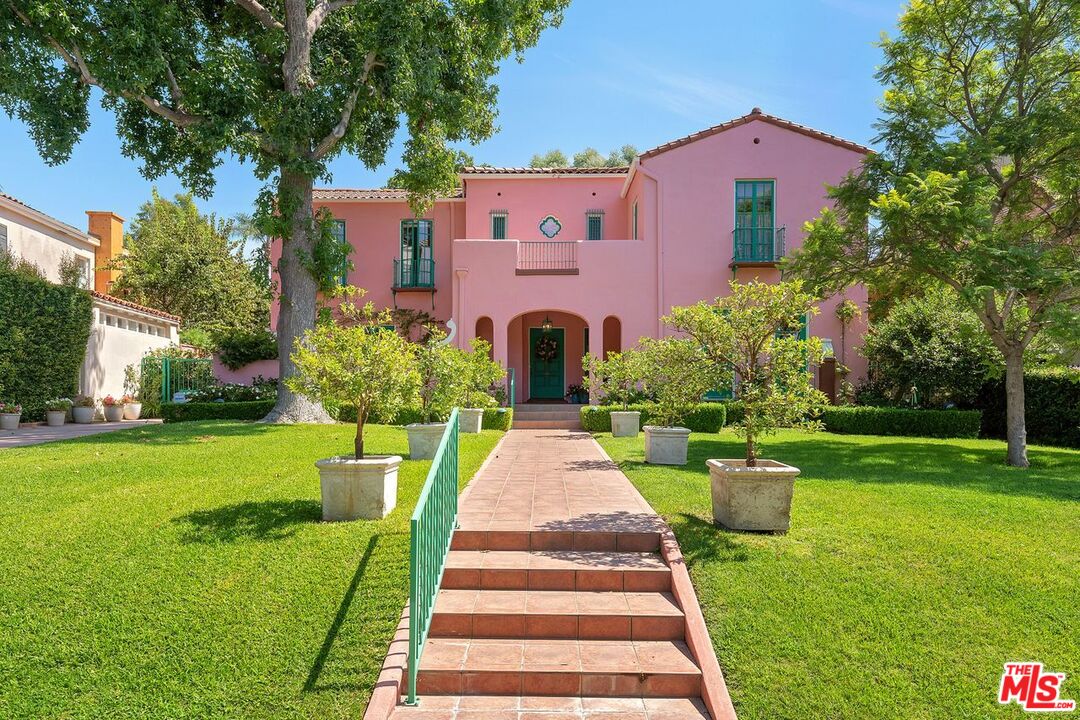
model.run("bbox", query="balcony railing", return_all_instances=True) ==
[393,257,435,289]
[516,241,579,275]
[732,226,786,264]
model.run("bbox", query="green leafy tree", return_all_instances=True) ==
[529,149,570,168]
[109,192,266,334]
[531,145,638,168]
[413,326,465,424]
[637,337,720,428]
[606,144,638,167]
[385,150,476,189]
[457,338,505,408]
[786,0,1080,467]
[1,0,568,424]
[572,147,606,168]
[666,281,827,465]
[583,349,644,411]
[286,288,418,458]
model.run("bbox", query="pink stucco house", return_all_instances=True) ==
[264,108,871,403]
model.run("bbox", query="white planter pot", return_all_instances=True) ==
[0,413,21,431]
[459,408,484,434]
[406,422,448,460]
[103,405,125,423]
[315,454,402,521]
[124,403,143,420]
[610,411,641,438]
[72,406,95,424]
[643,425,690,465]
[45,411,67,427]
[707,459,801,532]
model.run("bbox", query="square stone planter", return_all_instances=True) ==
[707,459,801,532]
[406,422,448,460]
[72,406,95,424]
[45,411,67,427]
[643,425,690,465]
[315,454,401,521]
[459,408,484,434]
[610,411,641,438]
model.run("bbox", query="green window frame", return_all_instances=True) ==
[330,219,348,286]
[632,201,639,240]
[586,211,604,241]
[735,180,775,231]
[400,218,434,288]
[490,211,507,240]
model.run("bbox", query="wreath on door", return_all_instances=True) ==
[534,335,558,362]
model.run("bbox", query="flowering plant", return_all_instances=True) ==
[101,395,124,407]
[72,395,96,408]
[0,401,22,414]
[44,398,73,411]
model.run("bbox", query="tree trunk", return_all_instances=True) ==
[355,418,364,459]
[1003,347,1029,468]
[746,433,757,467]
[262,168,334,424]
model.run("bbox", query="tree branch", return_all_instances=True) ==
[232,0,285,31]
[310,51,378,160]
[307,0,358,36]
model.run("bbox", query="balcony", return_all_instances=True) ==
[393,257,435,289]
[516,241,579,275]
[731,226,786,267]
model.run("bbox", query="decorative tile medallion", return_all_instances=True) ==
[539,215,562,239]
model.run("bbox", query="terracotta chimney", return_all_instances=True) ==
[86,211,125,293]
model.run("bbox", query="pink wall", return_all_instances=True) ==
[462,176,628,240]
[212,357,279,384]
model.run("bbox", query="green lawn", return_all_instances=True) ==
[0,421,502,720]
[598,430,1080,720]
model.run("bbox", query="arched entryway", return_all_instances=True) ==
[505,310,589,403]
[475,316,494,359]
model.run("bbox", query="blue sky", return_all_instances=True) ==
[0,0,900,233]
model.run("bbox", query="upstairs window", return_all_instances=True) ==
[77,256,90,288]
[329,219,348,286]
[632,201,639,240]
[586,210,604,241]
[399,219,434,288]
[0,223,7,253]
[490,210,508,240]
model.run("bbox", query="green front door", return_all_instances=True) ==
[529,328,564,400]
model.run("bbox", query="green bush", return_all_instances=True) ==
[976,367,1080,448]
[483,408,513,431]
[161,400,275,423]
[0,257,93,420]
[581,403,726,433]
[214,328,278,370]
[335,404,513,431]
[821,406,982,439]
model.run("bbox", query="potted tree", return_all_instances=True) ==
[457,338,504,434]
[666,280,827,532]
[638,338,719,465]
[44,398,72,427]
[123,364,143,419]
[71,395,96,424]
[102,395,126,422]
[406,327,463,459]
[0,401,22,430]
[287,288,419,521]
[584,350,644,437]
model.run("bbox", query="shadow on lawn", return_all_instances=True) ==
[174,499,322,543]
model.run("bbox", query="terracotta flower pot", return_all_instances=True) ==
[643,425,690,465]
[315,455,402,521]
[707,459,801,532]
[406,422,448,460]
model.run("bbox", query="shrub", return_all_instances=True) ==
[413,327,466,423]
[581,403,726,434]
[214,328,278,370]
[820,406,982,439]
[456,338,504,409]
[482,408,513,431]
[139,346,213,418]
[0,253,93,420]
[637,337,722,427]
[583,350,645,410]
[186,377,277,403]
[976,367,1080,448]
[162,400,275,423]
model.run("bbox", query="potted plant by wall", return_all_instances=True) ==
[0,401,22,430]
[457,338,504,434]
[638,337,720,465]
[71,395,96,424]
[667,280,827,532]
[102,395,126,422]
[44,398,72,427]
[584,350,645,437]
[287,288,419,521]
[123,364,143,419]
[406,326,463,460]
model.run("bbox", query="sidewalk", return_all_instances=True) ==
[0,419,162,449]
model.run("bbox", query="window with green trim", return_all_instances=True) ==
[586,210,604,241]
[490,211,507,240]
[400,218,434,288]
[330,219,348,286]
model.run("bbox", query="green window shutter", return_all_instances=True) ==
[586,212,603,241]
[491,213,507,240]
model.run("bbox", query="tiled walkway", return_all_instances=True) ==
[0,419,162,449]
[385,430,716,720]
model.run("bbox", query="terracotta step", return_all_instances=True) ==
[512,419,583,430]
[451,529,660,553]
[512,407,583,418]
[390,695,711,718]
[417,638,701,698]
[431,589,684,640]
[442,550,670,592]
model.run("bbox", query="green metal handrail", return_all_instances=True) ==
[405,407,460,706]
[394,257,435,288]
[732,225,786,263]
[506,367,515,409]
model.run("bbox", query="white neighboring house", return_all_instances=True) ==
[0,191,180,401]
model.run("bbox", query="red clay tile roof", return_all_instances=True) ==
[640,108,873,159]
[91,290,181,323]
[460,166,630,175]
[312,187,464,200]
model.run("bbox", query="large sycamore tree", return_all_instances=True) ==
[788,0,1079,467]
[0,0,568,422]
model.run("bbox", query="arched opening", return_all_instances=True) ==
[505,310,589,403]
[602,316,622,359]
[475,316,494,359]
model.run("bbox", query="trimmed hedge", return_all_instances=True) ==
[976,367,1080,448]
[0,262,93,420]
[336,404,513,431]
[581,403,727,433]
[162,400,274,423]
[820,406,982,439]
[214,328,278,370]
[482,408,513,431]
